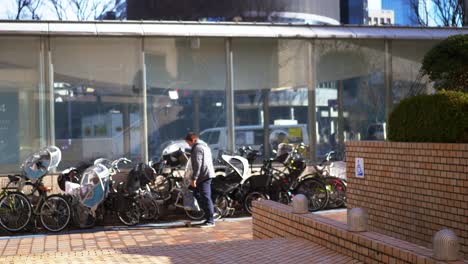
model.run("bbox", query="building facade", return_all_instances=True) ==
[368,9,394,25]
[382,0,418,25]
[0,21,465,174]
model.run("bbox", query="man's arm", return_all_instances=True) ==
[190,145,203,182]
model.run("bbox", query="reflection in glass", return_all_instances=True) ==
[51,38,142,167]
[0,37,43,172]
[233,39,309,159]
[316,40,386,158]
[144,38,226,159]
[392,40,439,104]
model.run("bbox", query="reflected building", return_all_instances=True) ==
[340,0,369,24]
[127,0,340,24]
[368,9,394,25]
[382,0,418,25]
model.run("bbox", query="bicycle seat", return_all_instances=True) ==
[7,175,21,183]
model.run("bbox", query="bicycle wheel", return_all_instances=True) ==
[0,192,32,232]
[71,202,96,229]
[213,195,228,220]
[117,199,140,226]
[244,191,268,215]
[139,194,160,221]
[325,177,347,209]
[40,194,71,232]
[296,178,329,212]
[277,191,291,206]
[185,207,205,220]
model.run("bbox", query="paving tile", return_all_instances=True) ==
[0,216,363,263]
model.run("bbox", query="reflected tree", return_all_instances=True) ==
[409,0,466,26]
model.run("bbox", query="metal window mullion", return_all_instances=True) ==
[262,89,270,157]
[337,80,345,153]
[307,40,317,162]
[141,39,149,163]
[384,39,393,135]
[48,49,55,147]
[39,36,47,147]
[225,38,235,153]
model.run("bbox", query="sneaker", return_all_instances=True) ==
[199,222,215,228]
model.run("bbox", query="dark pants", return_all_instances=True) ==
[193,178,214,224]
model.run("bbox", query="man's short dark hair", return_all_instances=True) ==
[185,132,199,141]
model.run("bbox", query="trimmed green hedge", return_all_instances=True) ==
[388,91,468,143]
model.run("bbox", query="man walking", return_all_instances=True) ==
[185,132,216,227]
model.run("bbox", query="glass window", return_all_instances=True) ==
[316,39,386,158]
[144,38,226,159]
[233,39,309,158]
[0,37,44,173]
[51,37,143,168]
[200,130,220,145]
[392,40,440,105]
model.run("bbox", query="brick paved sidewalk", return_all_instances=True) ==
[0,211,356,263]
[0,220,253,256]
[2,237,360,264]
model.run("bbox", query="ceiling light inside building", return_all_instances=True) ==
[86,87,95,93]
[215,102,222,107]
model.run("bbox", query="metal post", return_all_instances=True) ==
[384,40,393,129]
[193,91,200,133]
[225,38,235,153]
[39,37,47,147]
[141,41,149,163]
[47,50,55,146]
[337,80,345,153]
[262,89,270,157]
[123,104,130,157]
[307,40,317,162]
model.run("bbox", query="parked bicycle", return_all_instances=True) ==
[312,151,347,209]
[243,143,330,213]
[0,146,71,232]
[150,147,206,221]
[0,175,32,232]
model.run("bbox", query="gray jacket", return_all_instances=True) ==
[190,140,216,183]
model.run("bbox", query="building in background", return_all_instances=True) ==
[382,0,418,25]
[340,0,369,24]
[368,9,394,25]
[126,0,340,24]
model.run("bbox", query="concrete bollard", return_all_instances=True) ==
[292,194,309,214]
[347,208,368,232]
[433,229,460,261]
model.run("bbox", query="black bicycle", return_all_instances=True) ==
[244,143,329,213]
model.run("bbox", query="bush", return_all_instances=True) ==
[388,91,468,143]
[421,34,468,92]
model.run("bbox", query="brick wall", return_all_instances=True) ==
[346,141,468,259]
[252,200,468,263]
